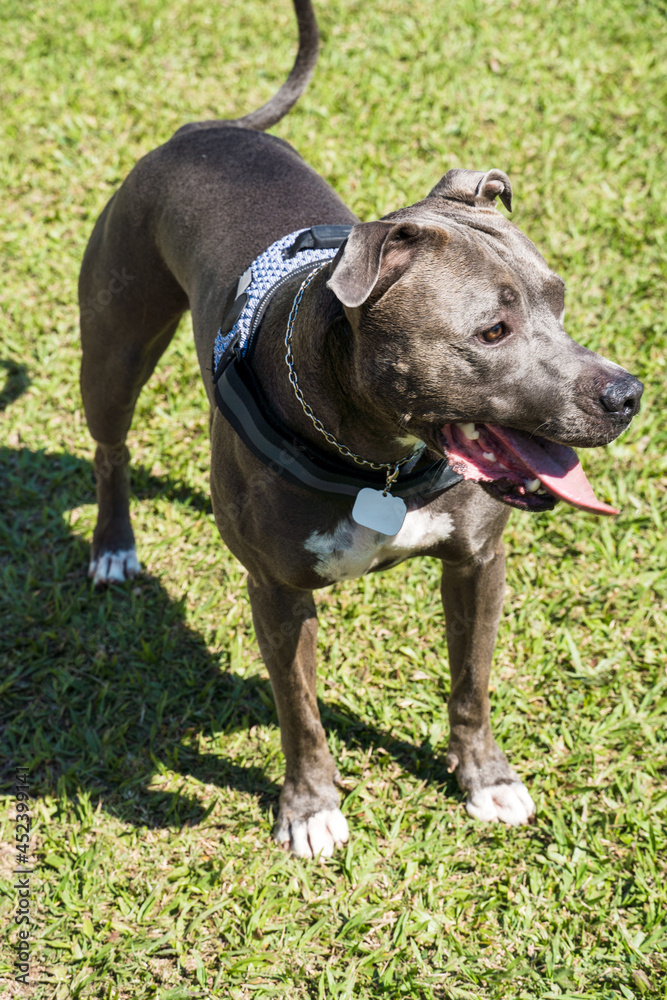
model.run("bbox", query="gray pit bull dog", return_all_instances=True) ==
[80,0,643,857]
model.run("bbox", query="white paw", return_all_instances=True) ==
[275,808,349,859]
[466,781,535,826]
[89,548,141,586]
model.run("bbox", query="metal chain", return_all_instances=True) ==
[284,262,420,492]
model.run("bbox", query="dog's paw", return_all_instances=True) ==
[89,548,141,586]
[275,808,349,859]
[466,781,535,826]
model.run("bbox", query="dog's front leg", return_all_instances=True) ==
[441,543,535,826]
[247,578,349,857]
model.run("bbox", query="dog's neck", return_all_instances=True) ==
[251,267,419,469]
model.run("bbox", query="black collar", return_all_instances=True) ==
[213,344,462,502]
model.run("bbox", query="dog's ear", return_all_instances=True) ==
[428,168,512,212]
[327,220,434,308]
[326,221,394,308]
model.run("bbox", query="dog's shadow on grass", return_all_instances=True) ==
[0,445,457,831]
[0,360,30,412]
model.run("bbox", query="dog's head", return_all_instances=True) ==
[326,169,643,515]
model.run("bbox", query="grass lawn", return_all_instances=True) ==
[1,0,666,996]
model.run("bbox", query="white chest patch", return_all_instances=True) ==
[304,506,455,582]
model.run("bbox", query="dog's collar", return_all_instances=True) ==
[212,226,463,503]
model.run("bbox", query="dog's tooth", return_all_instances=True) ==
[460,422,480,440]
[482,451,497,463]
[525,478,541,493]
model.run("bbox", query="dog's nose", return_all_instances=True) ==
[600,373,644,418]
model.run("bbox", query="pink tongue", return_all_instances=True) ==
[485,425,619,516]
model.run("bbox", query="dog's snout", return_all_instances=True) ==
[599,373,643,418]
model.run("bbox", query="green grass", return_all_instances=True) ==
[1,0,666,996]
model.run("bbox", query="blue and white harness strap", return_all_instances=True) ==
[213,228,348,372]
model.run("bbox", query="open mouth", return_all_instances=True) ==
[440,423,618,515]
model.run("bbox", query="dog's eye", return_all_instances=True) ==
[479,322,507,344]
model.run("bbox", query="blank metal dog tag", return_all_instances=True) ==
[352,488,407,536]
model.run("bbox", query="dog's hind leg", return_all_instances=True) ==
[79,191,189,584]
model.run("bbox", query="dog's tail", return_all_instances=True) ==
[232,0,319,131]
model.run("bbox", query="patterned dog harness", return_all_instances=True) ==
[213,226,351,373]
[212,226,462,501]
